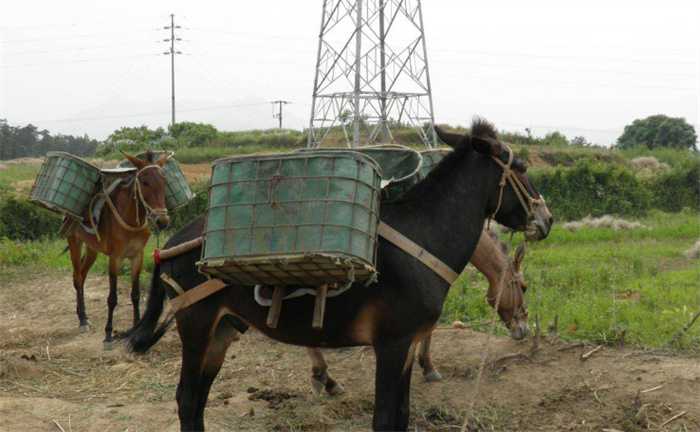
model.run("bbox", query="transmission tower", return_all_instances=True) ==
[307,0,437,148]
[162,14,182,127]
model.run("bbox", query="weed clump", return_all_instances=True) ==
[630,156,670,178]
[563,215,646,232]
[684,239,700,259]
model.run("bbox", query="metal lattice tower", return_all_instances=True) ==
[307,0,437,148]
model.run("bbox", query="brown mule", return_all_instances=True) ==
[306,227,528,394]
[66,151,170,348]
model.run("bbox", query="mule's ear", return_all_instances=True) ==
[435,126,468,149]
[470,117,503,156]
[121,151,146,170]
[514,243,526,271]
[156,153,170,167]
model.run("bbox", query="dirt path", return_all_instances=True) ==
[1,274,698,432]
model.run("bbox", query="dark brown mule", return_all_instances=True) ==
[128,119,553,431]
[66,151,170,348]
[306,227,529,395]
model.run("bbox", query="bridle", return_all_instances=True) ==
[487,144,545,230]
[488,262,528,330]
[105,164,168,232]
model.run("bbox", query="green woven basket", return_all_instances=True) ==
[198,151,382,286]
[382,148,451,201]
[298,145,423,202]
[118,151,194,210]
[417,149,451,178]
[30,152,101,219]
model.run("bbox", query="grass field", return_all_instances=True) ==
[444,209,700,350]
[3,209,698,352]
[0,162,40,191]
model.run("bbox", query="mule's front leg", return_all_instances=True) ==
[130,252,144,327]
[104,256,120,349]
[178,311,240,431]
[373,337,416,431]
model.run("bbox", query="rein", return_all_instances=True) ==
[104,164,167,232]
[488,145,544,230]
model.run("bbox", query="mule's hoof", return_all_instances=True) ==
[103,341,114,351]
[327,382,345,396]
[79,324,91,333]
[311,378,325,396]
[424,370,443,382]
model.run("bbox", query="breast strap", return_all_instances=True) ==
[378,222,459,284]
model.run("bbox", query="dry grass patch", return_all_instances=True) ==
[563,215,646,232]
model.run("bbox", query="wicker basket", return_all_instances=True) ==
[198,151,382,286]
[118,151,194,210]
[29,152,101,219]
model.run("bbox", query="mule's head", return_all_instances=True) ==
[435,119,553,240]
[487,243,529,340]
[122,151,171,230]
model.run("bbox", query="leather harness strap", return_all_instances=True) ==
[156,237,203,262]
[378,221,459,284]
[167,278,227,315]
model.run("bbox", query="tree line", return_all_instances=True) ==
[0,114,695,161]
[0,120,99,160]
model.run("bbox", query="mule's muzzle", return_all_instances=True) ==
[509,321,529,341]
[151,211,170,230]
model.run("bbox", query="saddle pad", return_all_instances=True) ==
[253,283,352,307]
[80,178,123,235]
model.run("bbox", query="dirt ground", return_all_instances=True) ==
[1,274,698,432]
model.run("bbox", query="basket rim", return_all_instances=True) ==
[210,150,383,175]
[297,145,422,184]
[45,151,100,173]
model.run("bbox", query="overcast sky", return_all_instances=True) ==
[1,0,698,145]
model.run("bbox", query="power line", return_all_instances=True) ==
[28,102,271,124]
[4,40,158,57]
[0,27,159,45]
[0,53,160,69]
[431,47,697,67]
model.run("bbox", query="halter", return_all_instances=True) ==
[487,144,545,230]
[104,164,168,232]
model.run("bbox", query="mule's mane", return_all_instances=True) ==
[144,150,156,164]
[471,117,498,139]
[396,138,474,204]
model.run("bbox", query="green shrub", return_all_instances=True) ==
[646,160,700,212]
[531,160,651,221]
[0,196,62,240]
[0,237,41,267]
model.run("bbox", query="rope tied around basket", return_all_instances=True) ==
[268,174,284,209]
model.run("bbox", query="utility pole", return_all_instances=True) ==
[271,100,291,129]
[163,14,182,128]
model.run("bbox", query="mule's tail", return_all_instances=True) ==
[126,262,175,353]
